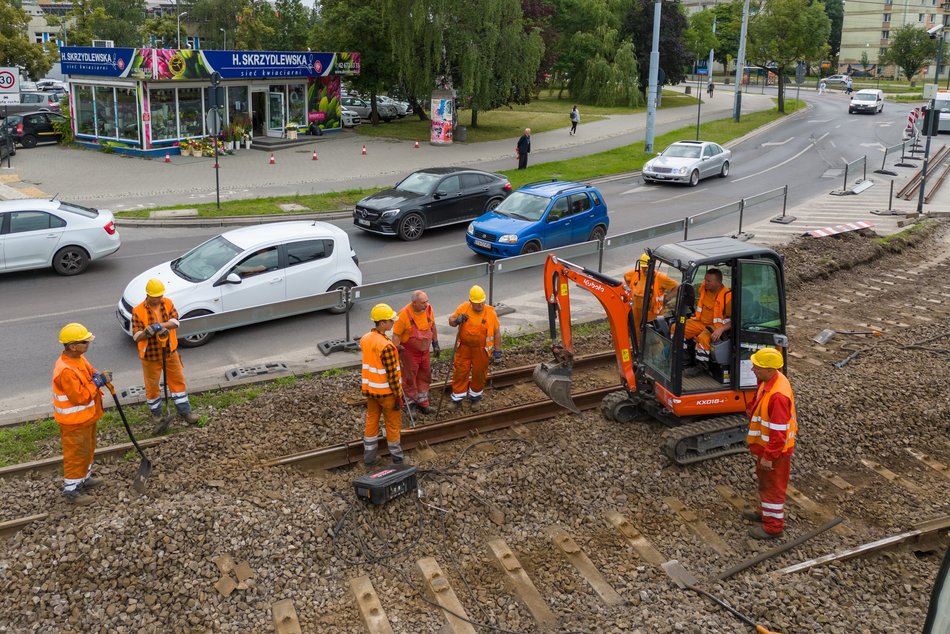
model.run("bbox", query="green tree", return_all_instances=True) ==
[65,0,147,47]
[234,0,277,50]
[564,23,642,107]
[0,0,54,79]
[879,24,943,82]
[685,9,719,62]
[184,0,249,50]
[521,0,557,87]
[621,0,692,89]
[747,0,830,112]
[710,0,743,69]
[824,0,843,59]
[140,14,179,48]
[273,0,310,51]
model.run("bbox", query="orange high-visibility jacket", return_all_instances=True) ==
[695,284,731,328]
[747,371,797,453]
[52,354,103,426]
[625,269,679,320]
[452,302,499,350]
[360,330,398,396]
[394,303,434,350]
[132,297,179,359]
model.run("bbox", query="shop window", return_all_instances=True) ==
[116,87,139,142]
[150,88,177,141]
[75,85,95,136]
[288,84,306,128]
[95,86,117,138]
[178,87,203,138]
[228,86,250,136]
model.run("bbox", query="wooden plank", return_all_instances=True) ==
[785,485,852,536]
[545,526,624,606]
[820,471,856,494]
[271,598,301,634]
[859,458,925,495]
[714,485,752,512]
[350,576,395,634]
[904,448,950,481]
[663,496,734,557]
[416,557,477,634]
[604,510,667,568]
[0,513,48,539]
[487,539,558,631]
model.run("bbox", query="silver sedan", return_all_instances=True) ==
[642,140,732,186]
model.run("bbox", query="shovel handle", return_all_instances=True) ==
[106,383,149,461]
[757,626,782,634]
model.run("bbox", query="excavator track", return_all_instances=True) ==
[661,414,749,465]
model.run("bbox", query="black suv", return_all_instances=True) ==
[3,111,65,148]
[354,167,512,241]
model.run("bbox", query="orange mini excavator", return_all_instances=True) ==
[533,237,790,465]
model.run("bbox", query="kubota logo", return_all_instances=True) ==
[583,278,605,293]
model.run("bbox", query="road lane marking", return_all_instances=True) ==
[807,119,832,123]
[734,133,829,183]
[653,188,708,204]
[0,303,118,326]
[363,243,462,264]
[829,140,837,148]
[110,249,184,260]
[620,185,650,195]
[762,137,794,146]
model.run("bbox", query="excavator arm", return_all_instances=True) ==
[535,255,640,412]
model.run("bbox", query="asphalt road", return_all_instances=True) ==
[0,92,908,421]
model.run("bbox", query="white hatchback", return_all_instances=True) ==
[116,221,362,347]
[0,199,120,275]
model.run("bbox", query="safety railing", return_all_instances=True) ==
[875,141,906,176]
[842,155,867,191]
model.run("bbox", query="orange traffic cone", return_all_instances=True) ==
[269,153,276,165]
[361,145,367,155]
[312,149,318,160]
[414,141,420,149]
[164,152,171,163]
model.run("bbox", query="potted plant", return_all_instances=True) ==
[179,139,192,156]
[244,132,252,149]
[285,122,299,140]
[222,126,234,151]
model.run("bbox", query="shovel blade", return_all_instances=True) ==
[813,329,836,345]
[132,458,152,493]
[533,362,579,413]
[662,559,699,589]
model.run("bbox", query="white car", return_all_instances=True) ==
[642,140,732,186]
[341,107,361,128]
[377,96,410,117]
[0,199,120,275]
[115,221,362,347]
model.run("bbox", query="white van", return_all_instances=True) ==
[849,89,884,114]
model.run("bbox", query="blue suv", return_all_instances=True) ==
[466,180,609,258]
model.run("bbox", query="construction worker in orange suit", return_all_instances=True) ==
[683,267,732,366]
[131,278,200,434]
[624,252,679,344]
[745,347,798,539]
[392,290,440,415]
[448,285,501,411]
[361,303,405,466]
[52,323,110,505]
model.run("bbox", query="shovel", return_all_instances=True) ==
[106,383,152,494]
[813,329,882,344]
[662,560,782,634]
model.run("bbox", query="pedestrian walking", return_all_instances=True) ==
[744,347,798,540]
[392,290,440,414]
[52,323,110,505]
[130,278,200,433]
[448,285,501,411]
[707,82,714,98]
[516,128,531,169]
[569,106,580,135]
[818,80,827,95]
[845,77,853,95]
[361,303,405,466]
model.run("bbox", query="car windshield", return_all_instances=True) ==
[937,99,950,113]
[172,235,242,282]
[854,94,876,101]
[396,171,442,195]
[663,145,701,159]
[493,191,550,221]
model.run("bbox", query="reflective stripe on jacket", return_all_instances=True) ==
[747,371,797,453]
[52,354,103,426]
[696,284,731,327]
[453,302,499,350]
[132,297,179,359]
[361,330,398,395]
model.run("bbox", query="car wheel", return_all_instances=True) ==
[848,109,854,114]
[326,280,356,315]
[485,197,502,212]
[178,310,215,348]
[588,225,607,242]
[22,134,38,149]
[879,104,884,113]
[643,177,655,184]
[719,161,730,178]
[52,246,89,276]
[521,241,541,255]
[398,213,425,241]
[689,170,700,187]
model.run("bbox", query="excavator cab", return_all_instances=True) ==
[534,237,790,464]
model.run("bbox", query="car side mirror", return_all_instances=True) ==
[434,190,446,198]
[214,273,242,287]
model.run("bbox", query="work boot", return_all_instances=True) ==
[153,416,171,435]
[749,525,782,540]
[742,509,762,522]
[80,476,105,491]
[451,400,463,411]
[414,402,432,415]
[150,412,164,426]
[64,491,95,506]
[391,455,404,465]
[179,411,200,425]
[364,454,380,468]
[469,396,482,412]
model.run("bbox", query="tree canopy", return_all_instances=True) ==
[621,0,691,88]
[0,0,54,79]
[879,24,943,82]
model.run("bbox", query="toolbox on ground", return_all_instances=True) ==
[353,464,418,505]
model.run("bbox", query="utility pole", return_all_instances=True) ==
[918,27,946,212]
[644,0,662,154]
[708,18,716,90]
[733,0,751,122]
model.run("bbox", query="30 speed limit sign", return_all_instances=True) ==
[0,70,17,92]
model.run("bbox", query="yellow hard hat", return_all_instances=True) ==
[370,303,397,322]
[469,285,486,303]
[145,278,166,297]
[638,253,650,266]
[59,322,95,344]
[750,347,784,369]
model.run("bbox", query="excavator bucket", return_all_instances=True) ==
[533,362,580,413]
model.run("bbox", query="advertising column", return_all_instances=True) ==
[430,89,455,145]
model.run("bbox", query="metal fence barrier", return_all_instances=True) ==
[875,141,905,176]
[843,155,867,191]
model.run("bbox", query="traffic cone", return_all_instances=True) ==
[361,145,367,155]
[312,149,318,160]
[164,152,171,163]
[269,153,276,165]
[414,141,420,149]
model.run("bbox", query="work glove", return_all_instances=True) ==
[456,314,468,325]
[147,323,162,336]
[492,350,503,364]
[91,371,112,388]
[431,341,441,358]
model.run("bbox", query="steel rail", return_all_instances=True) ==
[0,437,166,480]
[263,386,618,471]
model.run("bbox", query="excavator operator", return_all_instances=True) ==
[682,268,732,371]
[623,253,679,343]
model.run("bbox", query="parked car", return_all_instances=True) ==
[0,199,120,276]
[642,140,732,186]
[849,88,884,114]
[822,74,851,90]
[0,125,14,161]
[36,79,67,92]
[466,180,609,258]
[354,167,512,241]
[0,91,62,118]
[377,95,410,117]
[115,221,362,347]
[341,106,361,128]
[341,96,398,122]
[3,111,65,148]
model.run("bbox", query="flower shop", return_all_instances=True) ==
[60,47,360,157]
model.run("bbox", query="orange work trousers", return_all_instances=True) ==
[363,394,404,462]
[141,350,191,415]
[451,344,489,402]
[683,318,713,360]
[59,419,98,492]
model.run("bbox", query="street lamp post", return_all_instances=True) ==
[220,28,227,51]
[177,11,188,49]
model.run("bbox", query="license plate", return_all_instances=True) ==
[474,239,491,249]
[357,219,370,226]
